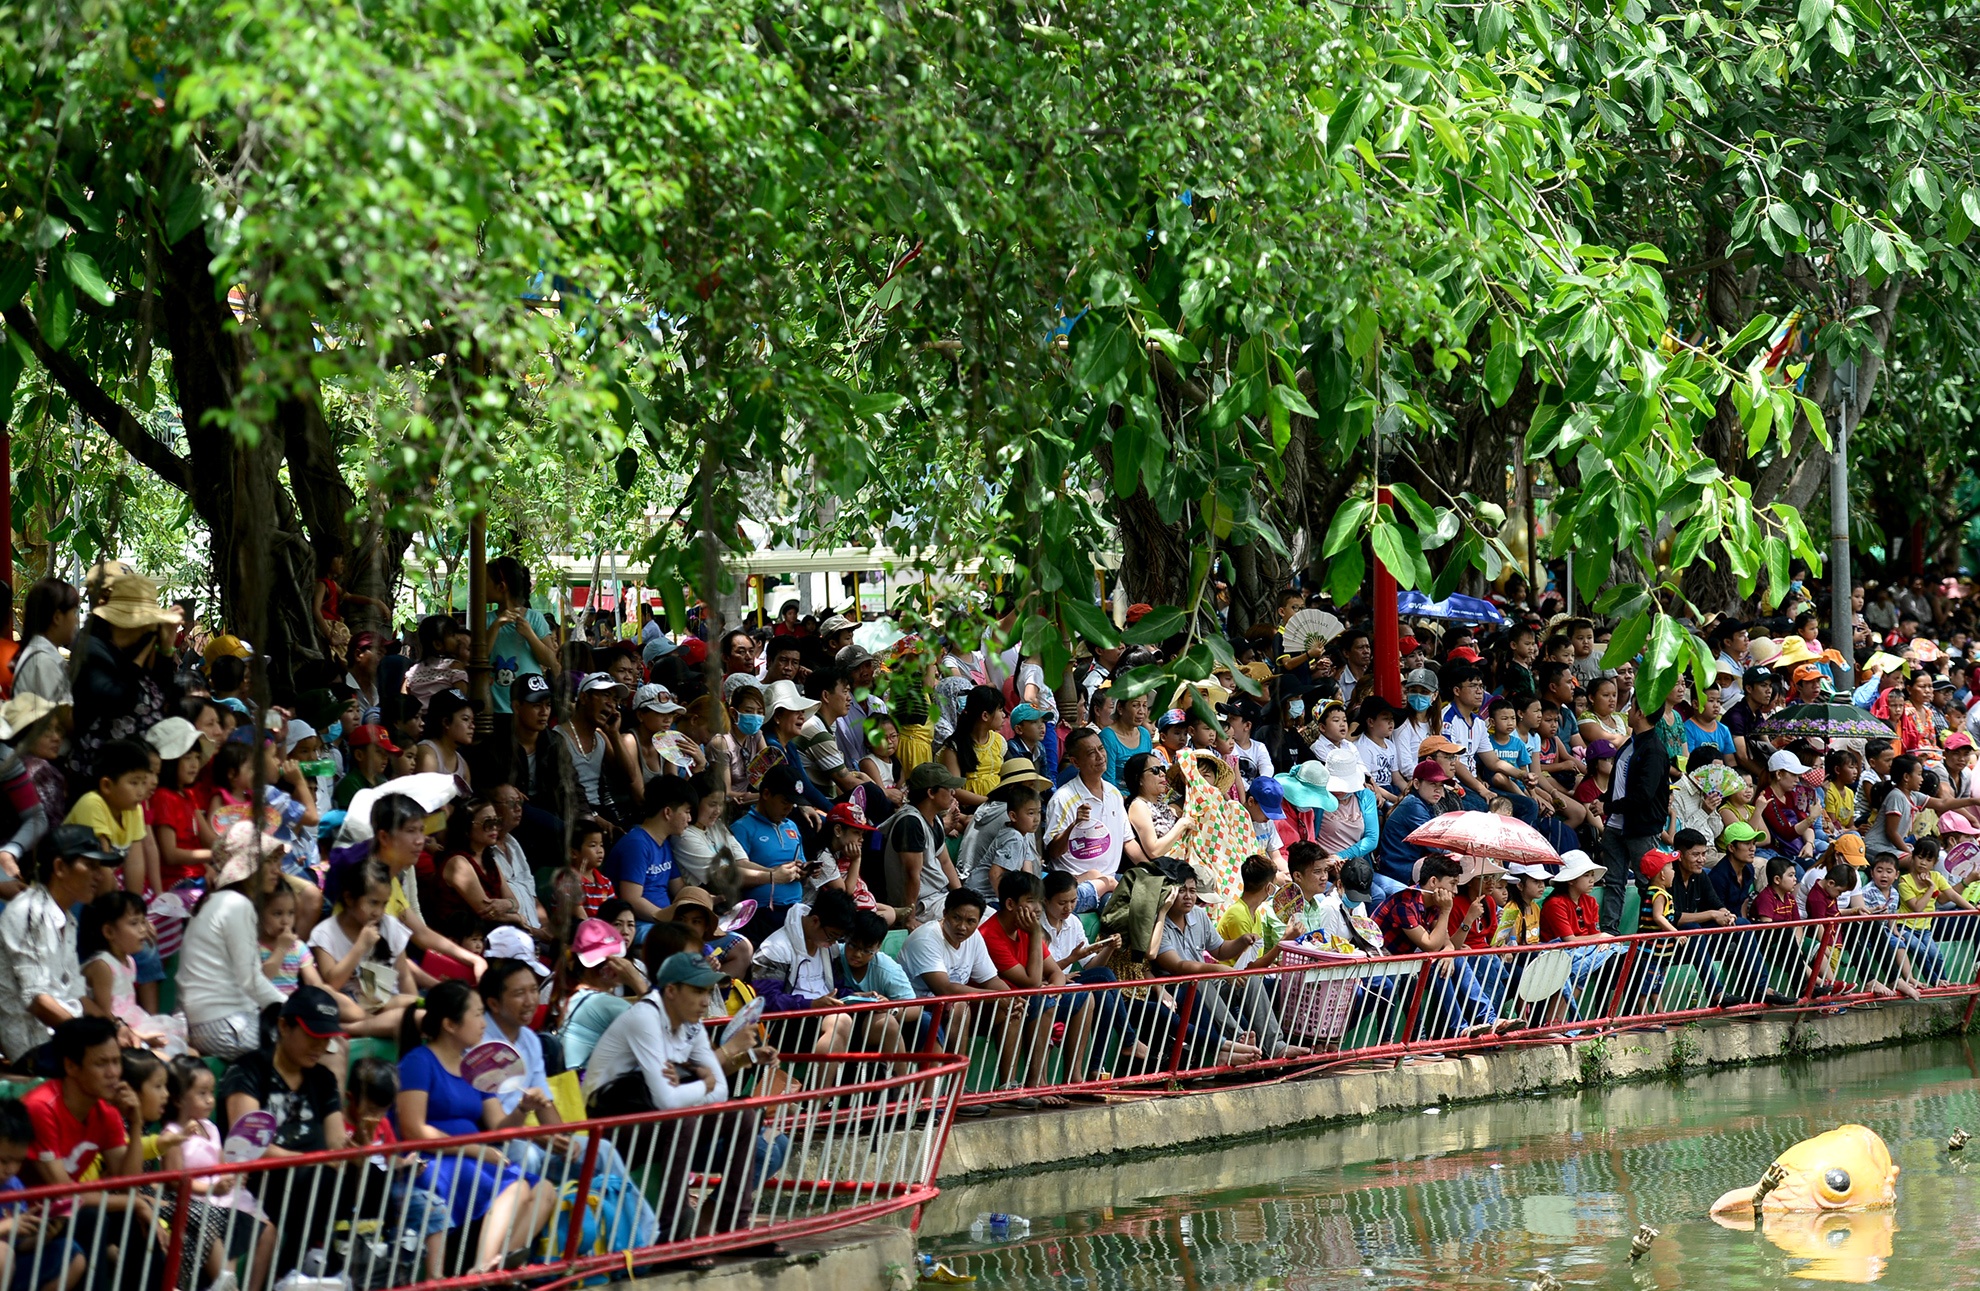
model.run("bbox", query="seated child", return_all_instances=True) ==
[0,1100,81,1291]
[163,1056,276,1291]
[343,1059,454,1278]
[1896,838,1970,986]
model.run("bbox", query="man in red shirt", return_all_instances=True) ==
[24,1017,147,1260]
[24,1017,142,1186]
[976,871,1085,1106]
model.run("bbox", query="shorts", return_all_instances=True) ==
[187,1011,261,1058]
[1073,882,1102,914]
[7,1234,79,1291]
[132,943,166,986]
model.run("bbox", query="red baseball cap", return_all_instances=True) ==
[1638,849,1677,883]
[1399,635,1421,654]
[347,723,402,755]
[677,637,709,668]
[1446,646,1482,664]
[826,802,877,832]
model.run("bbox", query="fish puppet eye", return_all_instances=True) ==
[1819,1167,1851,1200]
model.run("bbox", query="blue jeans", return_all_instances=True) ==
[1074,882,1104,914]
[1899,928,1945,984]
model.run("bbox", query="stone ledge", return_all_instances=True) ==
[932,998,1969,1184]
[622,1222,915,1291]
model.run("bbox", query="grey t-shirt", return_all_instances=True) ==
[1156,908,1218,967]
[1865,787,1915,858]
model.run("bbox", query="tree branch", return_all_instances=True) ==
[1,304,192,492]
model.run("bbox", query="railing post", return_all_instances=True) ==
[1166,981,1198,1075]
[1801,918,1839,1003]
[1603,937,1644,1023]
[1397,958,1433,1053]
[159,1175,191,1291]
[560,1126,605,1262]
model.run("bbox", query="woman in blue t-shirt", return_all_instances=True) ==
[396,981,557,1271]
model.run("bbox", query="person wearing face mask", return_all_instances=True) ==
[1390,667,1441,788]
[1260,676,1318,776]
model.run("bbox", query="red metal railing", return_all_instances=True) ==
[738,908,1980,1104]
[2,1053,963,1291]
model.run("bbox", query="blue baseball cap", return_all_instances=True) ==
[1248,776,1286,820]
[1010,702,1048,724]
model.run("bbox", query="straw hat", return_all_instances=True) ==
[1747,636,1783,667]
[91,573,178,630]
[0,694,60,742]
[996,757,1053,790]
[1774,636,1821,668]
[1457,854,1508,885]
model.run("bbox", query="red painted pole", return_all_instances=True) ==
[1373,486,1402,706]
[0,424,12,599]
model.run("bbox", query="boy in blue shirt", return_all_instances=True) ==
[604,776,696,944]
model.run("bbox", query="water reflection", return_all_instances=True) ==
[922,1036,1980,1289]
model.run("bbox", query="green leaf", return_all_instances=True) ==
[1668,513,1713,572]
[1430,532,1479,600]
[1601,610,1654,671]
[60,249,114,307]
[1761,535,1791,609]
[1910,166,1942,214]
[1387,481,1437,533]
[1146,328,1201,365]
[1124,605,1187,644]
[1344,304,1380,361]
[1483,342,1520,408]
[1721,313,1778,357]
[1070,314,1138,395]
[1767,202,1804,240]
[1370,522,1414,586]
[1058,593,1122,650]
[1797,0,1835,37]
[1321,497,1371,557]
[1325,543,1365,606]
[1963,189,1980,229]
[1636,614,1686,712]
[38,278,74,351]
[1268,382,1318,418]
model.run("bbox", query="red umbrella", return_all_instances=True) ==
[1405,812,1561,866]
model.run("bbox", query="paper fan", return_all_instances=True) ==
[1281,609,1343,656]
[1692,763,1744,801]
[653,731,696,768]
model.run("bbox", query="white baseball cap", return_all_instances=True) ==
[1767,750,1811,776]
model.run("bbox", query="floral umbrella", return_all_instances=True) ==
[1404,812,1560,867]
[1752,702,1894,742]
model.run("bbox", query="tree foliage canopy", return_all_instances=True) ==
[5,0,1980,706]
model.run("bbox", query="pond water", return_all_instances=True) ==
[919,1035,1980,1288]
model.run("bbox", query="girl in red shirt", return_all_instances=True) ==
[1541,852,1625,1002]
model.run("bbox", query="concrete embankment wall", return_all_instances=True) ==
[933,999,1970,1183]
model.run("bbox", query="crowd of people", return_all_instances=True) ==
[0,552,1975,1287]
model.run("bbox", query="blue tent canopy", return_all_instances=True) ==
[1396,591,1509,626]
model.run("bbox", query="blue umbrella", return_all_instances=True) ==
[1397,591,1509,626]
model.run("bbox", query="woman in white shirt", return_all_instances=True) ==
[180,823,290,1057]
[12,579,80,706]
[673,772,749,887]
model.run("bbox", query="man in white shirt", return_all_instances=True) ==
[0,827,109,1061]
[898,890,1003,1060]
[583,953,774,1242]
[1438,665,1497,806]
[898,892,1002,998]
[1043,729,1130,912]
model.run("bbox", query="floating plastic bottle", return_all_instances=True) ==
[969,1212,1030,1241]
